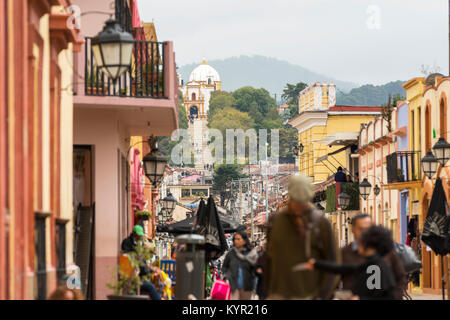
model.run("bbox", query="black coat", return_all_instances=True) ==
[314,254,396,300]
[222,248,256,292]
[120,234,152,278]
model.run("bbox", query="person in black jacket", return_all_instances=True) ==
[255,246,267,300]
[305,225,396,300]
[120,225,161,300]
[222,231,258,300]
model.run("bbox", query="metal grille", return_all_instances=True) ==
[34,217,46,300]
[55,222,67,284]
[84,38,166,99]
[386,151,421,183]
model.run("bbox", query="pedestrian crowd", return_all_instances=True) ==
[46,173,412,300]
[219,174,409,300]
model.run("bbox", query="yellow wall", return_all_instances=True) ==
[59,43,74,268]
[299,114,377,183]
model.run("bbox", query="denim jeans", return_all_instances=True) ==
[140,281,161,300]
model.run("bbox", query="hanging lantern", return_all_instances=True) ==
[143,136,168,187]
[337,192,351,210]
[359,178,372,200]
[92,19,134,81]
[373,184,381,196]
[421,150,439,178]
[432,137,450,166]
[162,193,177,216]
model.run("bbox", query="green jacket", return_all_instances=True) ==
[266,207,340,299]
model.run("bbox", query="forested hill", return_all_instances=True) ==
[336,81,406,106]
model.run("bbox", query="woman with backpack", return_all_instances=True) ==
[222,230,258,300]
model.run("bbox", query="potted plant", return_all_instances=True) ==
[107,243,152,300]
[86,72,106,95]
[397,169,404,182]
[136,210,151,221]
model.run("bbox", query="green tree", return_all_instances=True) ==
[208,107,255,135]
[232,86,277,126]
[282,82,308,118]
[382,93,405,133]
[208,91,237,119]
[212,164,245,206]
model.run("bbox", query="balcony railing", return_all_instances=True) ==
[386,151,422,183]
[84,38,166,99]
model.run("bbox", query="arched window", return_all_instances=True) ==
[425,104,431,151]
[440,94,447,139]
[192,92,196,100]
[208,78,212,85]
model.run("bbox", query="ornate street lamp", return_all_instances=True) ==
[359,178,372,200]
[432,137,450,166]
[143,136,167,187]
[92,19,134,81]
[421,150,439,178]
[337,192,351,210]
[373,184,381,196]
[161,193,177,216]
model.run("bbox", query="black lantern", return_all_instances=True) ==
[162,193,177,216]
[422,150,439,178]
[292,143,304,156]
[359,178,372,200]
[432,137,450,166]
[373,184,381,196]
[337,192,351,210]
[143,136,167,187]
[92,19,134,81]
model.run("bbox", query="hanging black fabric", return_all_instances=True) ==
[194,196,229,261]
[158,200,245,235]
[421,178,450,256]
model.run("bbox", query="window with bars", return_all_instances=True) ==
[55,220,67,285]
[34,214,47,300]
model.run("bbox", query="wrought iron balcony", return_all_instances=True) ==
[84,38,166,99]
[386,151,422,183]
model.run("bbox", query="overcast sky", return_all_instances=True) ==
[137,0,448,85]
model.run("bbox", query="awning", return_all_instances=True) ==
[317,132,359,146]
[315,145,351,164]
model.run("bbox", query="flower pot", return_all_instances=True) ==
[107,294,149,300]
[87,87,104,95]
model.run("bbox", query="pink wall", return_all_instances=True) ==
[73,107,127,299]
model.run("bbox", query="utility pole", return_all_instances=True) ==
[248,164,255,242]
[239,179,243,224]
[265,142,269,223]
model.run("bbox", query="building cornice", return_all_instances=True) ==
[288,110,328,133]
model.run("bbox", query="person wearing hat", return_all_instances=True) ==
[121,225,145,253]
[121,225,162,300]
[265,174,340,300]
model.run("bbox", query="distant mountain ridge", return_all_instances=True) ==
[336,81,406,106]
[178,55,406,107]
[178,55,358,95]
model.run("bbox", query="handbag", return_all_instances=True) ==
[210,279,231,300]
[394,243,422,274]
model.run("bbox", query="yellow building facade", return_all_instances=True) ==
[419,74,450,295]
[289,82,381,183]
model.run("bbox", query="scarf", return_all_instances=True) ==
[233,247,259,266]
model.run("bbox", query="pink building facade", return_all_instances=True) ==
[72,0,179,299]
